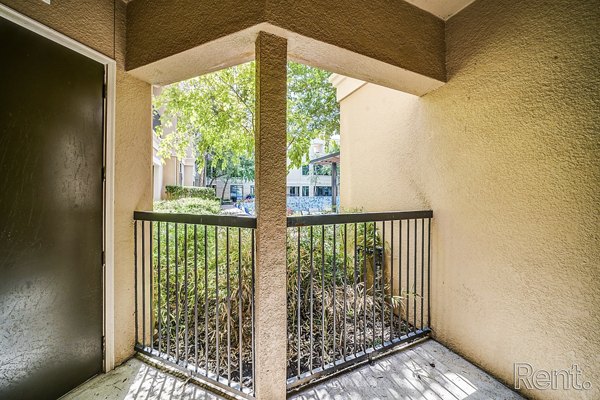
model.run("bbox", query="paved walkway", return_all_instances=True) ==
[62,340,523,400]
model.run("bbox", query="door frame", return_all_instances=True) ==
[0,4,117,372]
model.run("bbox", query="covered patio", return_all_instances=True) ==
[1,0,597,400]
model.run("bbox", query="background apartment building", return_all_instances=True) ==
[153,122,338,203]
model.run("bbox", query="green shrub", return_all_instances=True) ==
[147,202,394,384]
[165,185,217,201]
[149,219,388,383]
[151,223,254,382]
[154,197,221,215]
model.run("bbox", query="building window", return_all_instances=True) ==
[314,164,331,176]
[250,185,255,196]
[301,165,310,175]
[152,108,161,132]
[315,186,332,196]
[288,186,300,197]
[230,185,243,201]
[302,186,310,196]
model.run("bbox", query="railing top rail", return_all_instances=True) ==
[134,209,432,229]
[287,210,433,227]
[133,211,257,229]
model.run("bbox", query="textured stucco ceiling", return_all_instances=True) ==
[122,1,475,20]
[403,0,476,19]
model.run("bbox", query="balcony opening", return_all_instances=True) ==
[139,61,348,398]
[137,58,437,398]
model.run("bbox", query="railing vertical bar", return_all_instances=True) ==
[134,221,138,345]
[380,221,385,346]
[321,225,326,367]
[194,224,199,372]
[157,221,162,355]
[297,226,302,377]
[237,227,243,386]
[427,218,431,328]
[226,227,231,384]
[343,224,347,361]
[215,226,220,378]
[421,218,425,330]
[142,221,146,348]
[372,221,376,348]
[390,220,394,340]
[166,222,170,356]
[175,223,179,361]
[251,229,256,393]
[332,224,337,361]
[353,223,358,356]
[413,219,417,334]
[362,222,367,352]
[204,225,209,378]
[398,221,402,336]
[309,225,314,373]
[406,219,410,334]
[184,224,189,365]
[150,221,154,352]
[398,219,402,335]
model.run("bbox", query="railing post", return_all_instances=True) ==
[254,31,288,399]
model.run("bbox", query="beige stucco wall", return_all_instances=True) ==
[113,69,152,365]
[0,0,153,367]
[161,156,178,192]
[126,0,445,82]
[126,0,263,71]
[265,0,445,82]
[339,1,599,399]
[339,85,427,212]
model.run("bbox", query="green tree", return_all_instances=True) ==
[153,61,339,175]
[286,61,339,167]
[154,63,254,173]
[206,153,255,199]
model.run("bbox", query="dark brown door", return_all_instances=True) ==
[0,16,104,399]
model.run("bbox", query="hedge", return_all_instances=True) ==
[165,185,216,200]
[154,197,221,215]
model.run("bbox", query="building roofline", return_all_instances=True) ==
[310,151,340,165]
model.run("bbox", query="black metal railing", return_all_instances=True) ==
[134,209,432,395]
[286,210,433,389]
[133,211,256,398]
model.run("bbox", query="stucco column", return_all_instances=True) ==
[254,32,288,399]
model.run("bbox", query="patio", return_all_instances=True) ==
[1,1,597,400]
[63,339,522,400]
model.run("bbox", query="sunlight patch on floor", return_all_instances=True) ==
[63,340,522,400]
[61,357,224,400]
[289,340,522,400]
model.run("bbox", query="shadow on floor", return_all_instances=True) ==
[61,358,225,400]
[63,340,523,400]
[288,340,524,400]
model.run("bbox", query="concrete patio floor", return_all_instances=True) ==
[289,340,523,400]
[61,357,227,400]
[62,339,523,400]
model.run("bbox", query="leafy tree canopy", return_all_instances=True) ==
[153,61,339,174]
[206,152,255,185]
